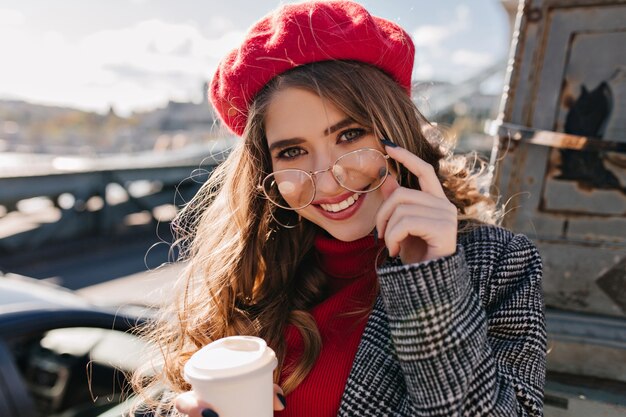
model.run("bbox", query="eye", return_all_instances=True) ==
[276,147,305,159]
[339,128,366,143]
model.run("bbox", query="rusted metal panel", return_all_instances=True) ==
[493,0,626,397]
[495,0,626,317]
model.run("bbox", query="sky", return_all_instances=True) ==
[0,0,512,116]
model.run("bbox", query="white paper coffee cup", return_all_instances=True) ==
[183,336,277,417]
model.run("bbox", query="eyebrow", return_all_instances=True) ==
[324,117,355,135]
[268,138,306,153]
[267,117,356,153]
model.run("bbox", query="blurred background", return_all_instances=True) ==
[0,0,513,297]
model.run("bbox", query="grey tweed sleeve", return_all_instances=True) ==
[377,232,546,416]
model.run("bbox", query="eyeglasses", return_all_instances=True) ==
[260,147,390,210]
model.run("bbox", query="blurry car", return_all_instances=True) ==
[0,273,151,417]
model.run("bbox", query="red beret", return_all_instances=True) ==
[209,0,415,136]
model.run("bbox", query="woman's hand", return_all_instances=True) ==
[174,384,286,416]
[376,143,458,264]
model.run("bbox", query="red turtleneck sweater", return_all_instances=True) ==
[277,233,383,417]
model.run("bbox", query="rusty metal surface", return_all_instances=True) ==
[495,0,626,319]
[493,0,626,391]
[494,122,626,152]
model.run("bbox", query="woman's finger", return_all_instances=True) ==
[174,391,216,417]
[175,386,284,416]
[376,188,456,236]
[274,384,286,411]
[384,143,447,199]
[383,203,453,226]
[384,214,457,259]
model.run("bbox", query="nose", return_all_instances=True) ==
[314,168,341,195]
[311,157,341,197]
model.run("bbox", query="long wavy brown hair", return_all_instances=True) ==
[131,60,500,413]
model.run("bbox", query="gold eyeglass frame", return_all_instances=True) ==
[258,147,391,210]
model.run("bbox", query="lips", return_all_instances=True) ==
[319,192,360,213]
[312,191,366,221]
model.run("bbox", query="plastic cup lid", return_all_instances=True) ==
[184,336,277,381]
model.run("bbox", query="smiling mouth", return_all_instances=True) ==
[319,192,360,213]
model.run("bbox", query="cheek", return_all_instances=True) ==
[368,190,386,212]
[389,163,400,181]
[296,206,322,227]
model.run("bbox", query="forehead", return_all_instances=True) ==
[264,87,346,143]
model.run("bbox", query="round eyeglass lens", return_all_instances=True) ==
[262,169,315,210]
[333,148,388,193]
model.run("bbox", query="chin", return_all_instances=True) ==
[321,223,373,242]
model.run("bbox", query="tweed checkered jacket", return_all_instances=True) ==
[336,225,546,416]
[153,225,544,417]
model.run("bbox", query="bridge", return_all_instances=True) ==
[0,141,230,292]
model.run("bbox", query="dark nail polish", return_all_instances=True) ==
[201,409,219,417]
[380,138,398,148]
[373,228,378,244]
[277,393,287,408]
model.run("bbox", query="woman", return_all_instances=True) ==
[132,2,546,416]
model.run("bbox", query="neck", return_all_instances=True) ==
[314,232,385,280]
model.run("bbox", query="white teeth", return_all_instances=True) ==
[320,193,360,213]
